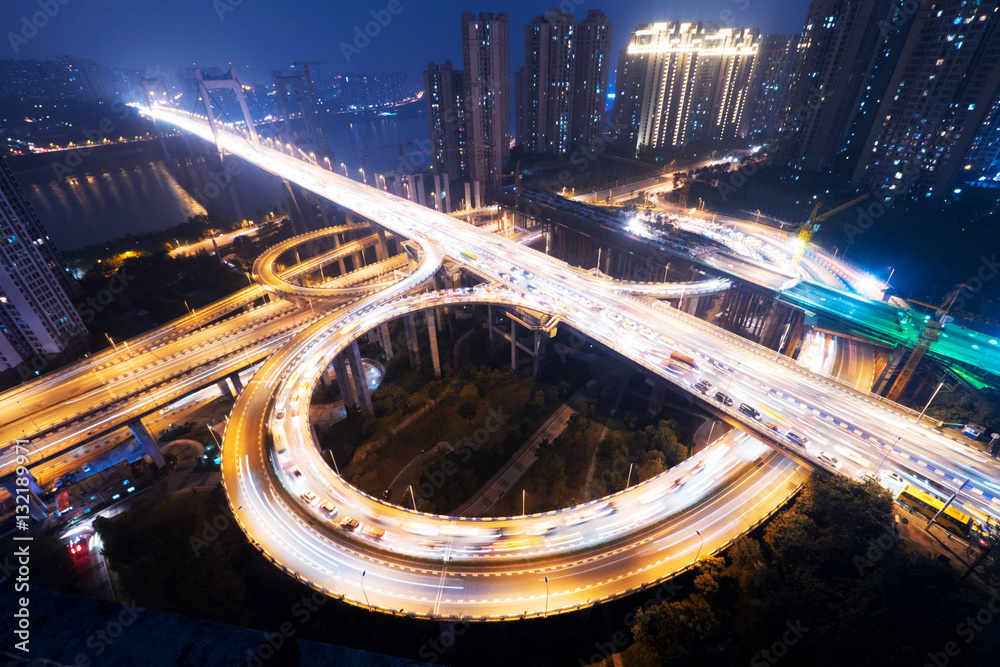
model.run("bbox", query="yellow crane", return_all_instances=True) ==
[791,194,868,267]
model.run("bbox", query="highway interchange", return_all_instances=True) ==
[123,107,1000,620]
[3,105,996,622]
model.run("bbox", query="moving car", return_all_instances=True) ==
[340,517,360,532]
[765,422,779,432]
[818,452,842,469]
[320,501,337,516]
[363,525,386,540]
[786,432,809,446]
[300,490,318,505]
[739,403,761,421]
[714,391,734,406]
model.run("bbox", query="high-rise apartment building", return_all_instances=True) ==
[518,9,576,155]
[966,90,1000,184]
[516,9,613,155]
[0,157,87,372]
[572,10,613,150]
[423,61,467,182]
[852,1,1000,200]
[741,35,798,141]
[612,23,760,154]
[461,11,510,195]
[776,0,898,172]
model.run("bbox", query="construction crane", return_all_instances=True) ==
[791,194,868,267]
[885,285,966,402]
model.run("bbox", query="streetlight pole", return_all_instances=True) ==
[522,489,526,516]
[695,529,704,561]
[361,570,371,610]
[875,436,902,476]
[916,381,945,424]
[16,400,39,431]
[544,576,549,617]
[408,484,417,511]
[341,162,348,178]
[724,362,742,402]
[625,463,633,490]
[105,333,117,350]
[359,168,367,185]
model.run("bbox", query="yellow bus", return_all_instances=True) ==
[896,485,972,539]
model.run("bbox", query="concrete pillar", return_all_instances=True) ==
[332,229,347,275]
[488,305,496,349]
[367,330,377,344]
[1,474,48,520]
[127,418,166,468]
[379,323,394,360]
[346,341,373,415]
[392,172,404,197]
[376,228,389,262]
[404,313,421,369]
[405,174,417,202]
[322,362,336,387]
[229,372,244,395]
[533,330,543,379]
[334,353,358,408]
[510,318,518,371]
[217,378,234,400]
[426,309,441,378]
[415,174,426,206]
[474,181,483,210]
[433,174,442,211]
[684,295,700,316]
[465,182,472,211]
[443,175,452,213]
[648,381,666,417]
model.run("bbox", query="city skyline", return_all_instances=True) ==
[1,1,809,88]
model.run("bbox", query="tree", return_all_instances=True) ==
[457,399,478,424]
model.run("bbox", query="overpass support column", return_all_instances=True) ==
[533,330,544,379]
[333,354,358,408]
[217,378,235,400]
[684,295,700,316]
[488,305,497,349]
[379,323,394,360]
[228,372,244,395]
[346,341,373,415]
[127,418,166,468]
[404,314,421,370]
[1,474,48,521]
[376,228,389,262]
[426,309,441,378]
[510,318,518,371]
[647,381,666,417]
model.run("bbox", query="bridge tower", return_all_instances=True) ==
[195,67,259,148]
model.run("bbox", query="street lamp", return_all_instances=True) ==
[16,400,40,431]
[105,333,117,350]
[407,484,417,511]
[916,381,945,424]
[695,529,704,561]
[522,489,526,515]
[625,462,634,490]
[544,576,549,617]
[340,162,348,177]
[361,570,371,610]
[359,167,367,185]
[875,436,902,475]
[724,362,742,402]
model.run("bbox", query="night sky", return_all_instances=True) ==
[2,0,809,86]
